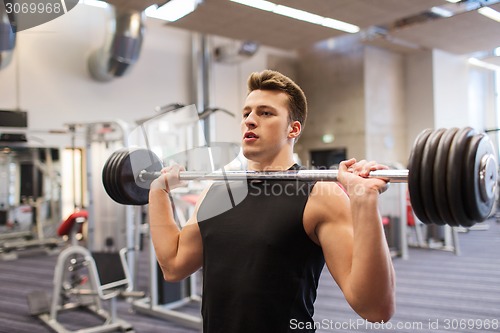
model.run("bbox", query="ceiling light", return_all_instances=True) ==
[274,5,323,24]
[230,0,276,12]
[495,47,500,56]
[145,0,199,22]
[430,6,454,17]
[446,0,461,3]
[468,57,500,71]
[322,18,360,33]
[478,6,500,22]
[230,0,359,34]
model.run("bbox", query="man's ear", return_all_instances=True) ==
[288,121,301,139]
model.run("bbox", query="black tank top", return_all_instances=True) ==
[197,165,325,333]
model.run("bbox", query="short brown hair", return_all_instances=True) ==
[247,70,307,133]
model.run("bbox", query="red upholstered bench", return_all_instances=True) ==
[57,210,88,237]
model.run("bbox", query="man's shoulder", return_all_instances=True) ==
[305,181,350,225]
[303,181,350,244]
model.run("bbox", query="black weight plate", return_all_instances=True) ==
[116,148,143,205]
[420,128,446,224]
[447,127,475,227]
[101,152,115,200]
[109,149,129,203]
[114,149,134,205]
[463,134,483,225]
[465,134,497,223]
[408,128,433,224]
[102,149,125,204]
[121,148,163,205]
[128,148,163,205]
[104,149,121,204]
[433,128,459,226]
[105,150,123,204]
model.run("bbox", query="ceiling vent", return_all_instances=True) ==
[88,6,145,82]
[0,4,15,70]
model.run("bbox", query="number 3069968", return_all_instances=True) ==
[5,2,62,14]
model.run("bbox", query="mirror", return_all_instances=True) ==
[0,145,62,240]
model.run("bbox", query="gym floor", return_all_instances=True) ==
[0,220,499,333]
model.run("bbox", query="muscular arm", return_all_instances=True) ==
[306,162,395,322]
[149,178,207,282]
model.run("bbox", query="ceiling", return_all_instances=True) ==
[157,0,500,63]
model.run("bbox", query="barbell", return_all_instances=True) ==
[101,127,498,227]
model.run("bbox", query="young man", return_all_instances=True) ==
[149,70,395,332]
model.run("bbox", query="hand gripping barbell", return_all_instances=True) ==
[101,127,498,227]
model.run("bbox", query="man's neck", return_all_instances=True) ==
[247,154,296,171]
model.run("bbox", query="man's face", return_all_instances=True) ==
[240,89,292,163]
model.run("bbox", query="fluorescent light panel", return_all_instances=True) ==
[80,0,197,22]
[231,0,276,12]
[478,6,500,22]
[230,0,359,33]
[430,6,453,17]
[469,57,500,71]
[274,5,323,24]
[495,47,500,57]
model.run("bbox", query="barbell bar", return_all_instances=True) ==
[101,127,499,227]
[137,169,409,183]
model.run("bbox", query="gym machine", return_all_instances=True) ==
[27,211,141,333]
[64,121,143,290]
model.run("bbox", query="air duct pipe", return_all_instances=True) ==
[0,4,15,70]
[88,6,145,82]
[192,34,212,145]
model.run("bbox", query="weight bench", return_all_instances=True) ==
[57,210,88,245]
